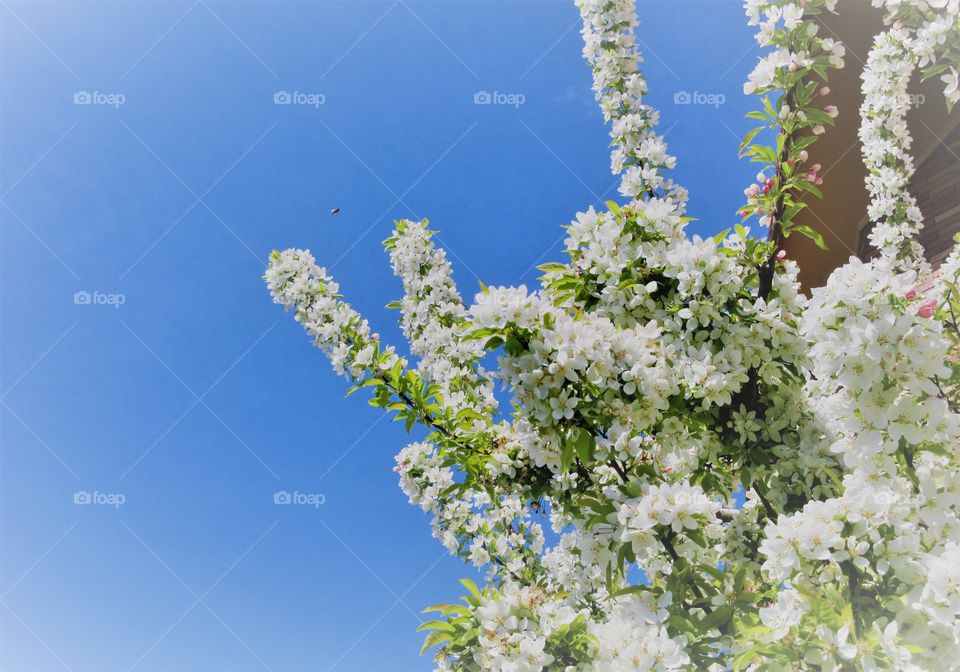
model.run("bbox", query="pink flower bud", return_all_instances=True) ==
[918,298,938,318]
[798,150,809,162]
[776,250,787,261]
[825,105,839,118]
[820,86,830,96]
[905,290,917,300]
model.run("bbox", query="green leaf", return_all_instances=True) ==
[686,527,707,548]
[789,224,828,250]
[610,584,649,599]
[423,603,460,614]
[762,96,777,119]
[504,334,525,356]
[700,564,725,581]
[417,619,455,633]
[419,630,451,655]
[840,602,853,628]
[483,335,504,351]
[793,179,823,199]
[739,126,765,156]
[459,578,482,601]
[792,134,818,152]
[560,438,575,474]
[733,644,766,671]
[783,202,807,222]
[345,378,380,397]
[572,428,595,465]
[734,565,748,592]
[699,604,734,631]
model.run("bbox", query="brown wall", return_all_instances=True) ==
[908,123,960,267]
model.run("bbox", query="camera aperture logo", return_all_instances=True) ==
[673,90,726,108]
[74,490,125,508]
[273,91,325,109]
[74,91,126,108]
[474,91,526,108]
[74,290,125,308]
[274,490,325,508]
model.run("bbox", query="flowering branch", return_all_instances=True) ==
[263,1,960,669]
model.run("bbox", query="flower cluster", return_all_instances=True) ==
[265,248,404,377]
[435,584,689,672]
[578,0,685,204]
[394,441,544,577]
[861,1,960,266]
[616,481,722,579]
[765,253,960,666]
[873,0,960,106]
[860,28,929,267]
[386,219,497,415]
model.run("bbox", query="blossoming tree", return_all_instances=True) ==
[265,0,960,669]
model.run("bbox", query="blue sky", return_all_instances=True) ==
[0,1,762,670]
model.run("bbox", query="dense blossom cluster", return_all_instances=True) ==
[861,1,960,266]
[265,248,404,377]
[873,0,960,103]
[462,587,688,672]
[386,219,497,416]
[860,28,929,267]
[394,440,545,577]
[265,0,960,669]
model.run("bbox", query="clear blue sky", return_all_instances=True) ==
[0,2,762,670]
